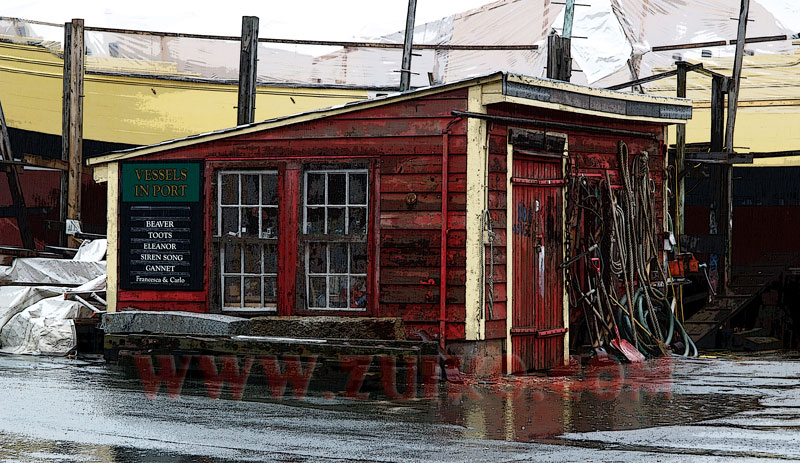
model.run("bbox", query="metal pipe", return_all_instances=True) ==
[439,130,449,350]
[606,62,702,91]
[451,110,659,140]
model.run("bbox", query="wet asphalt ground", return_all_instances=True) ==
[0,353,799,462]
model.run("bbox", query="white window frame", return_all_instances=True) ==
[217,170,279,312]
[303,169,369,311]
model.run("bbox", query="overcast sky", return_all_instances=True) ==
[2,0,496,40]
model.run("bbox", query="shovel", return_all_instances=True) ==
[597,277,645,362]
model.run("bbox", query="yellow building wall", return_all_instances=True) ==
[648,47,800,167]
[0,40,369,147]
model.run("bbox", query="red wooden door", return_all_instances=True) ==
[511,154,566,372]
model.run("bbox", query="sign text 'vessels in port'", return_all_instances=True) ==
[120,162,203,291]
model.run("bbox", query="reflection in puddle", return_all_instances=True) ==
[377,358,762,442]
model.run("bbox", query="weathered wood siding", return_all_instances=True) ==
[116,89,472,341]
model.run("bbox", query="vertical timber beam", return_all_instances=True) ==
[547,35,572,82]
[465,85,488,341]
[505,139,514,372]
[106,162,119,313]
[708,75,727,292]
[399,0,418,92]
[237,16,259,126]
[675,61,688,236]
[62,18,84,248]
[722,0,750,290]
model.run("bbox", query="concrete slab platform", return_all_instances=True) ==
[249,316,406,340]
[101,310,250,336]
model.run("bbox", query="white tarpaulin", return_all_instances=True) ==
[0,240,107,355]
[0,239,106,286]
[0,297,95,355]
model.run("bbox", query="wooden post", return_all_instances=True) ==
[0,99,35,249]
[399,0,418,92]
[547,35,572,82]
[62,18,84,248]
[721,0,750,290]
[675,61,688,236]
[707,75,726,293]
[237,16,259,126]
[711,76,726,153]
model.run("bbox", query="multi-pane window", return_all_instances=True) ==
[218,171,278,311]
[303,170,368,310]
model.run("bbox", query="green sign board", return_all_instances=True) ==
[122,162,200,202]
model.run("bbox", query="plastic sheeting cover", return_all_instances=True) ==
[0,297,95,355]
[0,240,107,355]
[2,0,798,90]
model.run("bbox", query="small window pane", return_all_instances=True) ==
[328,207,345,235]
[350,276,367,308]
[221,207,239,235]
[264,243,278,274]
[241,207,259,237]
[244,277,261,306]
[330,243,348,274]
[349,173,367,205]
[243,244,261,274]
[261,208,278,239]
[309,277,327,307]
[328,174,346,205]
[307,174,325,205]
[264,276,277,302]
[328,276,347,308]
[261,174,278,205]
[224,276,241,306]
[351,242,367,274]
[306,207,325,234]
[221,175,238,205]
[223,243,241,273]
[348,207,366,235]
[242,174,259,205]
[308,242,327,274]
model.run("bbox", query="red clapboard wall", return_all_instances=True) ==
[116,89,480,343]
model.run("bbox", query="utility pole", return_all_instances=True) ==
[721,0,750,290]
[62,18,84,248]
[562,0,576,39]
[547,0,575,82]
[547,34,571,81]
[237,16,259,125]
[399,0,418,92]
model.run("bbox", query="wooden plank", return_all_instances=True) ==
[22,155,68,171]
[380,303,465,322]
[381,155,441,174]
[379,284,466,304]
[380,173,441,193]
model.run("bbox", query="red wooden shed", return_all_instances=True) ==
[88,72,691,374]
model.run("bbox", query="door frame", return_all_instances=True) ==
[505,129,569,373]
